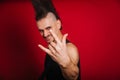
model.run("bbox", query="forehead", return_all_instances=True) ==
[37,12,57,29]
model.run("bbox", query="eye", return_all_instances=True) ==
[46,26,51,30]
[39,30,44,33]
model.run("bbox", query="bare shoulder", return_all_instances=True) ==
[66,43,79,64]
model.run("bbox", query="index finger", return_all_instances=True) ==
[49,29,61,44]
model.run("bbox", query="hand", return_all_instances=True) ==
[38,30,71,68]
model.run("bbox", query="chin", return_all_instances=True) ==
[47,41,51,44]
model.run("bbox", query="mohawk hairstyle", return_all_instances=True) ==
[31,0,60,21]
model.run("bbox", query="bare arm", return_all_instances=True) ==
[60,43,79,80]
[38,30,80,80]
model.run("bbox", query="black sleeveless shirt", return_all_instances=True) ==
[39,40,80,80]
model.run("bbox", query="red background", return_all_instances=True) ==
[0,0,120,80]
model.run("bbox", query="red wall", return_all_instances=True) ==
[0,0,120,80]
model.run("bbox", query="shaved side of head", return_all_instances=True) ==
[46,12,57,22]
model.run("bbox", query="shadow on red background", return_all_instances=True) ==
[0,0,120,80]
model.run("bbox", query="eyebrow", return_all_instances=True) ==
[38,26,52,31]
[45,26,51,29]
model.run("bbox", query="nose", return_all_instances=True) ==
[43,30,49,37]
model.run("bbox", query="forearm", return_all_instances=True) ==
[60,63,79,80]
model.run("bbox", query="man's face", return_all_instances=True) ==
[37,12,61,43]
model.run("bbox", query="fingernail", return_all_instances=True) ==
[38,44,41,47]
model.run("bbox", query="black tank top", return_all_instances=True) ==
[39,40,80,80]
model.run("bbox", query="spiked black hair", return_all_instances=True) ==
[31,0,60,21]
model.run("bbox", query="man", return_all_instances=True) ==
[31,0,80,80]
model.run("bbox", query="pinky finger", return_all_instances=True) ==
[38,44,55,57]
[62,33,68,45]
[38,44,50,54]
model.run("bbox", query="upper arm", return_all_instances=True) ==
[67,43,79,65]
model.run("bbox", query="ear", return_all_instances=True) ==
[56,19,61,30]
